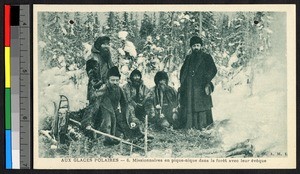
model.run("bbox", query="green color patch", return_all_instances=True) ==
[5,88,11,129]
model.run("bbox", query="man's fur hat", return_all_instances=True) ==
[107,66,121,78]
[86,59,98,73]
[94,36,110,50]
[130,69,142,81]
[154,71,169,85]
[190,36,203,47]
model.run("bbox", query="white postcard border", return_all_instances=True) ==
[33,4,296,169]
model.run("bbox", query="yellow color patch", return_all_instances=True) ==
[5,47,10,88]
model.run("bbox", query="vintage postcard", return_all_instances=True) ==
[33,4,296,169]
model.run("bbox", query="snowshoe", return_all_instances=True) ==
[52,95,70,145]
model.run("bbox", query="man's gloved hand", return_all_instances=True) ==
[130,122,137,129]
[136,103,143,107]
[159,113,165,119]
[92,79,103,89]
[130,100,137,108]
[149,110,156,118]
[205,83,212,95]
[86,125,92,130]
[155,105,162,110]
[172,107,178,113]
[94,85,106,97]
[172,113,178,120]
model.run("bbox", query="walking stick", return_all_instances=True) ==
[144,114,148,157]
[69,118,144,149]
[120,136,123,154]
[130,141,133,156]
[159,88,163,118]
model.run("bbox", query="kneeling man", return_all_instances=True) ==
[82,66,140,146]
[145,71,178,129]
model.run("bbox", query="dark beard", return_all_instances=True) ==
[99,48,111,63]
[190,50,202,63]
[132,80,142,88]
[108,85,121,107]
[191,49,201,56]
[158,84,166,92]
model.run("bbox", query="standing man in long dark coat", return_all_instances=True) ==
[179,36,217,130]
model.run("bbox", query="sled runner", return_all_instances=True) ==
[52,95,70,145]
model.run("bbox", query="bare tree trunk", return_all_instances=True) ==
[248,65,254,96]
[199,12,202,36]
[247,12,255,97]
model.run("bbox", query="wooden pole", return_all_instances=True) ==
[120,137,123,154]
[144,115,148,157]
[69,118,144,149]
[69,118,82,125]
[130,141,133,156]
[90,127,144,149]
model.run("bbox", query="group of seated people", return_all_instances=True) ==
[79,35,217,146]
[81,61,178,146]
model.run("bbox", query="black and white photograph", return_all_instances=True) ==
[33,5,296,169]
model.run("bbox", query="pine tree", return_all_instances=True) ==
[122,12,129,30]
[201,12,219,53]
[73,12,83,37]
[155,12,175,57]
[152,13,157,35]
[93,13,101,40]
[128,13,140,47]
[38,13,46,40]
[140,13,154,39]
[41,12,65,68]
[105,12,115,35]
[106,12,122,35]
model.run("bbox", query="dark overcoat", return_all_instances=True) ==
[145,85,178,126]
[82,85,139,139]
[179,51,217,127]
[122,81,151,107]
[86,46,113,102]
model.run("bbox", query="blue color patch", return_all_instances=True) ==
[5,130,12,169]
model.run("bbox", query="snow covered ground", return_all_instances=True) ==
[213,55,287,155]
[38,52,287,157]
[38,67,89,129]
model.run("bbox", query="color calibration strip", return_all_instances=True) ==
[5,4,31,169]
[11,5,21,169]
[5,4,12,169]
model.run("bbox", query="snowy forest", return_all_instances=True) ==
[37,11,287,158]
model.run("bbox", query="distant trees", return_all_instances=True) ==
[38,11,274,91]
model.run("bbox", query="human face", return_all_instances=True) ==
[101,41,110,49]
[158,79,167,90]
[100,41,111,54]
[100,42,111,62]
[132,74,141,82]
[108,76,120,87]
[192,43,201,52]
[132,74,141,87]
